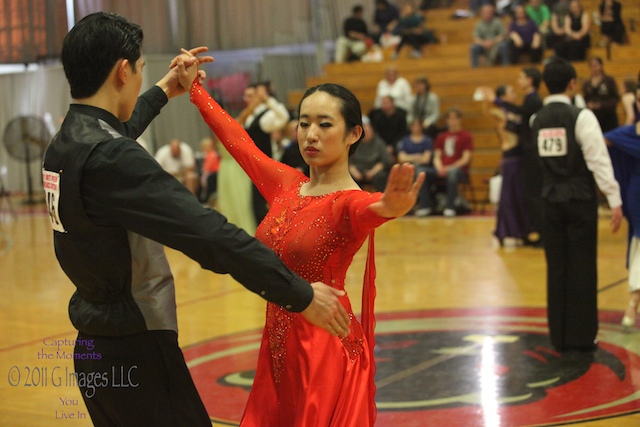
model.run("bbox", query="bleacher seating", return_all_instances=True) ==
[287,0,640,209]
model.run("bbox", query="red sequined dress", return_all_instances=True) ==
[191,81,388,427]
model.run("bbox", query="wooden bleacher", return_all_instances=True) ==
[287,0,640,210]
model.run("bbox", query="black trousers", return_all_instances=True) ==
[541,198,599,351]
[521,147,543,237]
[74,330,210,427]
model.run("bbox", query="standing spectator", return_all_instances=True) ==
[508,4,543,64]
[349,116,392,192]
[582,57,620,133]
[409,76,441,140]
[598,0,626,46]
[397,119,434,216]
[155,138,199,195]
[470,4,511,67]
[242,81,291,225]
[425,108,474,217]
[198,136,220,204]
[554,0,590,61]
[526,0,551,40]
[620,79,640,125]
[368,95,408,160]
[391,2,438,59]
[374,66,413,113]
[548,0,570,49]
[371,0,400,45]
[531,58,622,352]
[334,5,371,63]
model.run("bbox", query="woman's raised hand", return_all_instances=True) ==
[368,163,425,218]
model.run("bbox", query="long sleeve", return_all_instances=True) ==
[575,109,622,208]
[190,81,303,204]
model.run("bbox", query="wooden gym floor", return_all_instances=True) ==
[0,200,638,426]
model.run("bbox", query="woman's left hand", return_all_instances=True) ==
[368,163,425,218]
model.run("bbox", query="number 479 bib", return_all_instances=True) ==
[538,128,568,157]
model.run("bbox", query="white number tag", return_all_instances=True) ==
[537,128,567,157]
[42,169,66,233]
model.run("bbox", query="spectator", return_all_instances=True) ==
[582,57,620,132]
[508,4,543,64]
[368,95,409,160]
[425,108,474,217]
[548,0,570,49]
[334,5,371,63]
[526,0,551,40]
[409,76,441,140]
[374,66,413,113]
[396,119,434,216]
[598,0,626,46]
[371,0,400,45]
[470,4,511,67]
[273,119,309,176]
[349,115,392,192]
[155,138,199,195]
[554,0,590,61]
[391,2,438,59]
[198,136,220,204]
[620,79,640,125]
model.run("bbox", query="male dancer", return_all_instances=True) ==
[531,58,622,352]
[43,12,349,426]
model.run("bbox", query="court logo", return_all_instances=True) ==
[184,307,640,426]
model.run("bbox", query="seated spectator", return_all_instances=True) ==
[349,116,392,192]
[155,138,199,195]
[371,0,400,46]
[508,4,543,64]
[396,119,434,216]
[334,5,372,63]
[198,136,220,204]
[368,95,409,161]
[374,66,413,113]
[598,0,626,46]
[408,76,441,140]
[470,4,511,67]
[526,0,551,41]
[548,0,570,49]
[554,0,590,61]
[620,79,640,125]
[424,108,474,217]
[391,3,438,59]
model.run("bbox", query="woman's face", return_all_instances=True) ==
[297,91,360,168]
[514,6,526,19]
[504,85,517,103]
[569,1,581,15]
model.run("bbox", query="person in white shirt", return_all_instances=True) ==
[373,66,413,113]
[155,139,198,195]
[530,57,622,352]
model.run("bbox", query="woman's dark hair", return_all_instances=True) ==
[298,83,364,156]
[495,85,508,99]
[62,12,143,99]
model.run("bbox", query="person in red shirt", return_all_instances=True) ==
[424,108,474,217]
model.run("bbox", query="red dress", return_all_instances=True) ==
[191,82,388,426]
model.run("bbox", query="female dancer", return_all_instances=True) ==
[479,85,532,246]
[180,54,423,426]
[605,123,640,331]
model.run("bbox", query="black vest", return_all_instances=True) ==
[531,102,596,202]
[247,109,272,157]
